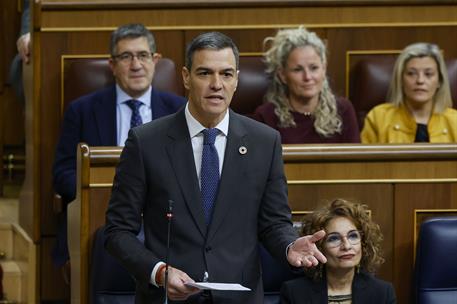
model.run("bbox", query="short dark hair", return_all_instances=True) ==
[110,23,156,56]
[185,32,239,70]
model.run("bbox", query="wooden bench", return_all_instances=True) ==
[69,143,457,304]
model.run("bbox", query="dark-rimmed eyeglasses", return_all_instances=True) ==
[324,230,362,248]
[112,52,154,64]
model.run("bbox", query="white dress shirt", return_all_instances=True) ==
[115,84,152,146]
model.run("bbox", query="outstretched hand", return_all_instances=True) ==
[287,230,327,267]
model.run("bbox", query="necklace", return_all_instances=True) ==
[289,101,314,116]
[328,293,352,303]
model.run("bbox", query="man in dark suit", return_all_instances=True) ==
[52,23,185,272]
[105,31,326,303]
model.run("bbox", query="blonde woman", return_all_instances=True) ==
[253,27,360,143]
[361,43,457,143]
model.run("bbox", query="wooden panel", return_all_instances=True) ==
[41,237,70,300]
[39,5,457,29]
[0,0,24,195]
[88,187,111,254]
[393,183,457,304]
[36,0,457,8]
[286,161,457,181]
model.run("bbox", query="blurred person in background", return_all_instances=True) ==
[253,27,360,144]
[361,43,457,143]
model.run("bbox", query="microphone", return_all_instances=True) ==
[164,199,174,304]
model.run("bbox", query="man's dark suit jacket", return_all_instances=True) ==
[51,84,185,266]
[105,108,298,303]
[280,271,397,304]
[53,84,186,203]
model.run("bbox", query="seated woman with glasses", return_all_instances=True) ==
[253,27,360,144]
[281,199,396,304]
[361,43,457,143]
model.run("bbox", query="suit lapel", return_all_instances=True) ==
[312,276,328,303]
[150,88,163,119]
[166,109,207,237]
[207,111,248,242]
[93,86,117,145]
[352,272,369,303]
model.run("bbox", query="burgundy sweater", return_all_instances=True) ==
[252,97,360,144]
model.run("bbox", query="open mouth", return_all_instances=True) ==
[206,95,225,101]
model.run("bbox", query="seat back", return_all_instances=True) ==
[62,57,182,113]
[259,244,297,304]
[231,56,270,116]
[90,226,137,304]
[62,55,269,117]
[348,53,457,128]
[414,216,457,304]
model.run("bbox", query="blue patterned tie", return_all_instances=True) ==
[126,99,143,128]
[201,128,220,225]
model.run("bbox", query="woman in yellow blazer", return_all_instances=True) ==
[361,43,457,143]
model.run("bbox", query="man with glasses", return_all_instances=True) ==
[52,23,185,279]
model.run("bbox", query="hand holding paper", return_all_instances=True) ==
[164,267,200,301]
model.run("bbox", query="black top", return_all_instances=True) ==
[415,123,429,142]
[280,271,397,304]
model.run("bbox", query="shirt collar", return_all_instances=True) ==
[115,84,152,107]
[184,102,229,138]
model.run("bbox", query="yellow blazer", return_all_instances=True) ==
[361,103,457,143]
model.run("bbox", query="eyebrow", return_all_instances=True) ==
[327,229,358,235]
[194,67,236,73]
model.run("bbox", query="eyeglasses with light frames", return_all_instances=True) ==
[112,51,154,64]
[324,230,362,248]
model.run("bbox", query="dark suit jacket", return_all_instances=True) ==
[53,84,186,203]
[104,108,298,304]
[280,271,397,304]
[50,85,184,267]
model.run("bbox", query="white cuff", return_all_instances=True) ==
[150,261,166,287]
[286,241,295,258]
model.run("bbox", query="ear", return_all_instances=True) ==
[152,52,162,64]
[182,66,191,90]
[109,57,116,75]
[234,70,240,91]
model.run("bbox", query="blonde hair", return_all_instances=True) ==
[388,42,452,113]
[263,26,342,137]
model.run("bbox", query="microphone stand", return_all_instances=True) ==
[164,199,174,304]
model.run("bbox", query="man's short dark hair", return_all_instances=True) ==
[185,32,239,70]
[110,23,156,56]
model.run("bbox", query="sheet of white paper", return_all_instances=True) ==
[185,282,251,291]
